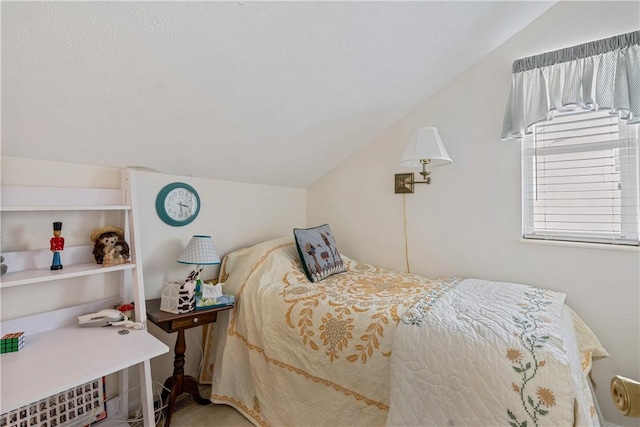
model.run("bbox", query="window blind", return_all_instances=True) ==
[522,110,640,245]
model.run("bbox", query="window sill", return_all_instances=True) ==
[518,238,640,252]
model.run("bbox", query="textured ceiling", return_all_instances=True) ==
[2,1,554,188]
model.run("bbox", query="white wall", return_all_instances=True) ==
[133,169,306,385]
[308,2,640,425]
[1,156,306,409]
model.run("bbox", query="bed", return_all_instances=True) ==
[199,236,607,426]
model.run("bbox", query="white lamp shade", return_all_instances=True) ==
[177,235,221,265]
[400,127,452,167]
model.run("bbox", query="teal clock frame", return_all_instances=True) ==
[155,182,201,227]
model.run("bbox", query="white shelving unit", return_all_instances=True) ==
[0,261,136,288]
[0,169,169,427]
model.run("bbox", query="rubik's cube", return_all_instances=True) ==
[1,332,25,354]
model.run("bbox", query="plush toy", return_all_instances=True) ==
[90,227,131,266]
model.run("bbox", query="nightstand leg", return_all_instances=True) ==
[161,329,211,427]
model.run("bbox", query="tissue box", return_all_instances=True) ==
[195,294,235,310]
[160,281,195,314]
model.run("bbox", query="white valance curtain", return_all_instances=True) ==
[502,30,640,140]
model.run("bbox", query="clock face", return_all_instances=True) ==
[156,183,201,226]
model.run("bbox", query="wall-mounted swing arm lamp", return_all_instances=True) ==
[395,127,452,193]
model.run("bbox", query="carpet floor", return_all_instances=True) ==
[155,386,253,427]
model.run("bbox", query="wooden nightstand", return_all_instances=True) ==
[146,298,234,427]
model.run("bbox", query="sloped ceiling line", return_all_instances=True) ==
[2,1,554,187]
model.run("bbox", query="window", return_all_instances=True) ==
[522,110,640,246]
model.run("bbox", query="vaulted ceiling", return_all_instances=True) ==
[2,1,554,187]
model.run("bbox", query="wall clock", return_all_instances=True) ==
[155,182,201,227]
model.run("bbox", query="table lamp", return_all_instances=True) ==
[177,235,221,293]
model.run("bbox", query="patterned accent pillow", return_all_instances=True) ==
[293,224,347,282]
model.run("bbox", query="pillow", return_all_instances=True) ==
[293,224,347,282]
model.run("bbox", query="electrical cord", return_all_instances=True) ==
[90,381,171,426]
[125,381,171,425]
[194,328,206,381]
[403,193,411,274]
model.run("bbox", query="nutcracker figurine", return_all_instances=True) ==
[50,222,64,270]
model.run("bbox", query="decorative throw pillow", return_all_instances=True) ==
[293,224,347,282]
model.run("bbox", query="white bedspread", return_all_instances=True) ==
[387,279,602,427]
[200,238,607,426]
